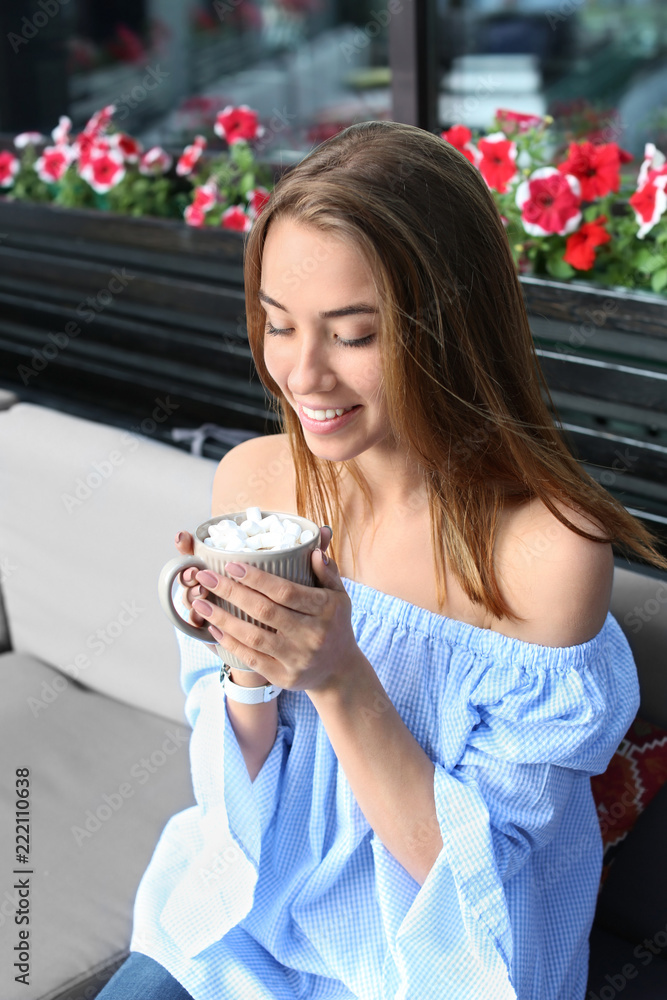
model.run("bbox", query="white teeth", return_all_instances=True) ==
[302,405,354,421]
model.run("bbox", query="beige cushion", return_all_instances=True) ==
[0,403,218,724]
[0,651,195,1000]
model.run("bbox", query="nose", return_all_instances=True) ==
[286,336,336,397]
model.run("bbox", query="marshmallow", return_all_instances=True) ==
[205,509,317,552]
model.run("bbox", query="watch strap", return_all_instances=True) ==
[220,662,282,703]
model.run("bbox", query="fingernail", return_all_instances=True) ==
[225,562,246,578]
[193,599,213,616]
[320,548,329,565]
[208,624,224,641]
[196,570,219,588]
[323,525,333,536]
[175,531,184,544]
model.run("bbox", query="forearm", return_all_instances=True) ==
[307,653,443,886]
[225,667,279,782]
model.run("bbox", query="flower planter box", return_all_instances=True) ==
[520,275,667,553]
[0,198,665,551]
[0,197,276,445]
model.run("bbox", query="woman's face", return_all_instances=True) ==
[260,217,393,463]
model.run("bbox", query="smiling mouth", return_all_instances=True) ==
[300,405,358,421]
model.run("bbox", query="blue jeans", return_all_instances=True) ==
[96,952,195,999]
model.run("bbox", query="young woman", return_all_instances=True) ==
[99,120,666,1000]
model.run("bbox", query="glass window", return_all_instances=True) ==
[437,0,667,156]
[2,0,395,165]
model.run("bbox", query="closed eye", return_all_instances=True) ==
[264,323,376,348]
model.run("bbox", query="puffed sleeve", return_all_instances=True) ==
[156,585,293,958]
[372,612,640,1000]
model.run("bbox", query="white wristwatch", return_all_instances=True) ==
[220,662,282,704]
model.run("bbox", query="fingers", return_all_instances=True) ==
[173,530,208,626]
[320,526,333,552]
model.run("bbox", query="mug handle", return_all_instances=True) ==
[157,555,215,643]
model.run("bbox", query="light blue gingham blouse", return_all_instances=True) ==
[130,577,640,1000]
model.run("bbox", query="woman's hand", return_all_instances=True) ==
[189,527,360,693]
[174,531,217,641]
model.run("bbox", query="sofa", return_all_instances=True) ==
[0,393,666,1000]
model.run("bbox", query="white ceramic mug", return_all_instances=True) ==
[157,510,321,672]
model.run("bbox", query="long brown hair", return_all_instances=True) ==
[243,119,667,622]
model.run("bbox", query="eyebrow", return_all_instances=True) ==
[258,290,378,319]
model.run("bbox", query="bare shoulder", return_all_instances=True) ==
[491,496,614,646]
[211,432,295,518]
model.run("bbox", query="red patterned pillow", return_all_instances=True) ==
[590,715,667,886]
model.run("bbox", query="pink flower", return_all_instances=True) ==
[138,146,173,176]
[51,116,72,146]
[0,151,20,188]
[440,125,479,166]
[221,205,252,232]
[477,132,518,193]
[83,105,116,136]
[176,135,207,177]
[110,133,142,163]
[191,181,219,214]
[495,109,544,135]
[34,145,74,184]
[184,204,206,227]
[72,131,97,168]
[214,105,265,145]
[14,132,45,149]
[79,148,126,193]
[246,186,270,218]
[515,167,582,236]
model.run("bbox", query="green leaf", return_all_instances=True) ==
[651,267,667,293]
[545,255,576,280]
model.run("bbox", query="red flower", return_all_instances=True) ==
[72,131,97,169]
[83,105,116,137]
[515,167,582,236]
[0,150,20,188]
[34,145,74,184]
[138,146,173,176]
[221,205,252,232]
[557,142,631,201]
[630,179,667,239]
[637,142,667,189]
[477,133,517,193]
[111,133,142,163]
[79,148,126,193]
[440,125,479,166]
[191,182,219,214]
[247,186,270,218]
[184,204,206,227]
[495,109,543,135]
[214,105,264,145]
[176,136,207,177]
[564,216,611,270]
